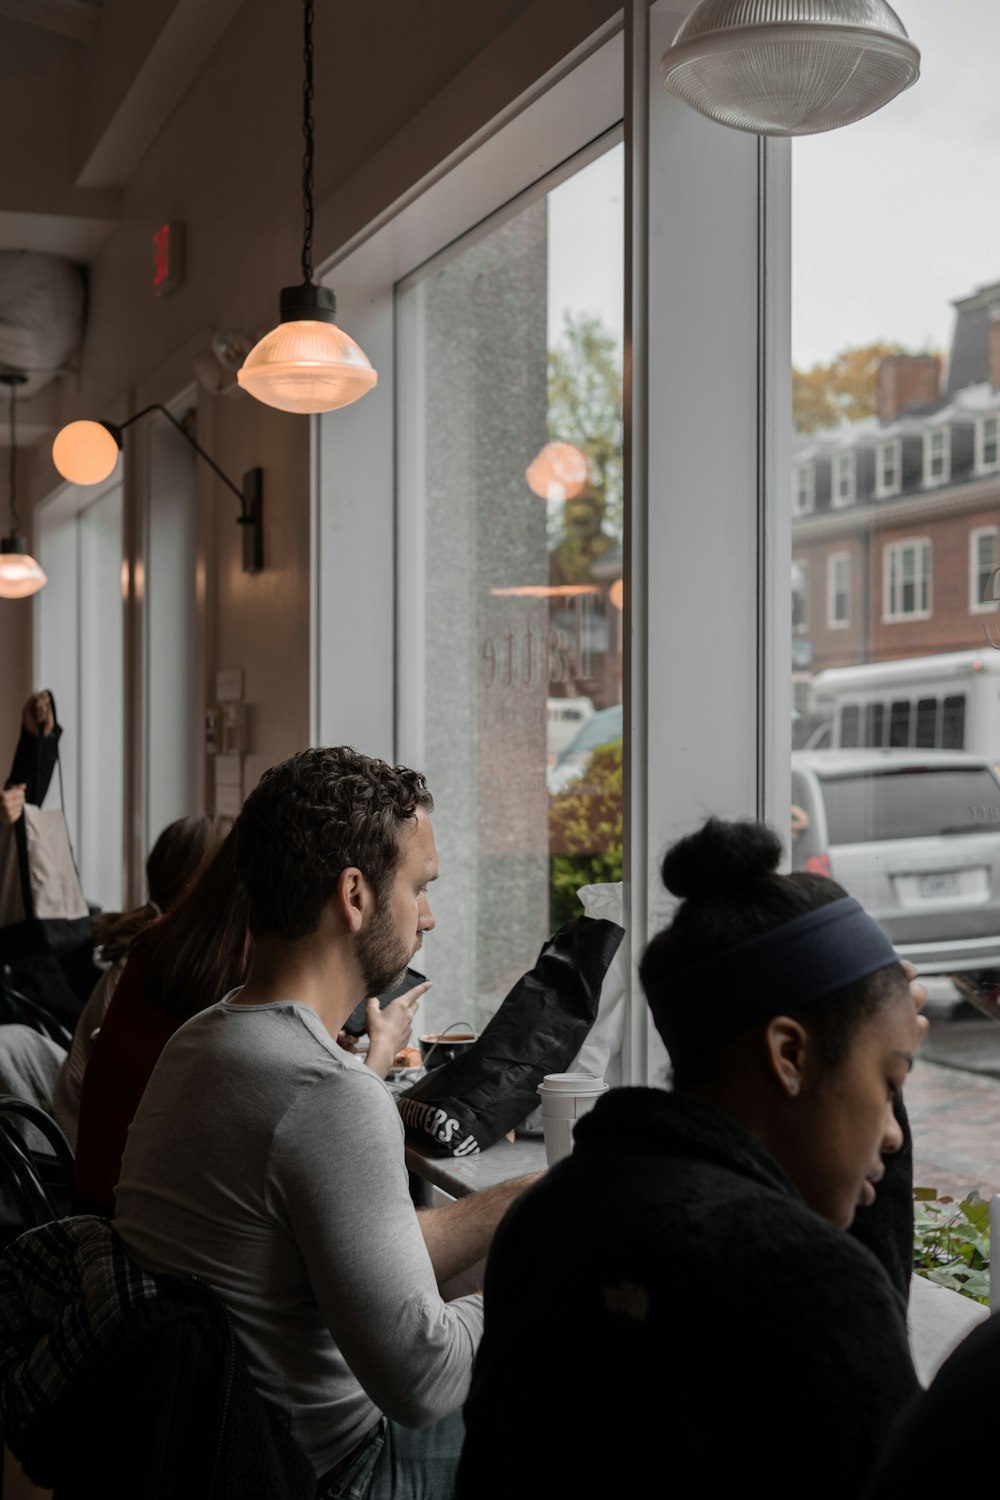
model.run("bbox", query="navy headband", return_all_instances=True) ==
[646,896,901,1063]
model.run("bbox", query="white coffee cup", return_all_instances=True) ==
[536,1072,609,1167]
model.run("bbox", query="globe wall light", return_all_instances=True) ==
[660,0,920,137]
[525,441,590,502]
[53,406,265,573]
[0,374,46,600]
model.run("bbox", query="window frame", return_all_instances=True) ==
[875,438,901,499]
[883,536,932,623]
[970,525,1000,614]
[831,451,856,509]
[826,550,850,629]
[794,461,815,515]
[923,426,951,487]
[976,412,1000,474]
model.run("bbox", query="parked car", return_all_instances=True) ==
[547,703,623,794]
[790,748,1000,975]
[546,695,595,764]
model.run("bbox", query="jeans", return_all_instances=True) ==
[320,1410,466,1500]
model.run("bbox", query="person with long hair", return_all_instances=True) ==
[52,814,229,1146]
[458,817,928,1500]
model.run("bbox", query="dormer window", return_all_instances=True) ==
[923,427,950,486]
[976,414,1000,474]
[794,462,814,516]
[831,451,855,508]
[876,439,901,498]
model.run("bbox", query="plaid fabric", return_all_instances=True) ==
[0,1215,158,1437]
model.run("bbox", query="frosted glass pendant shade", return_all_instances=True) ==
[661,0,920,137]
[0,538,46,598]
[525,441,590,502]
[237,318,378,415]
[52,420,122,484]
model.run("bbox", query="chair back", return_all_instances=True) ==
[0,1096,74,1243]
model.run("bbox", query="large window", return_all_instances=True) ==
[884,539,931,622]
[34,480,124,912]
[396,142,624,1031]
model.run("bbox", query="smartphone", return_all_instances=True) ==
[342,967,426,1037]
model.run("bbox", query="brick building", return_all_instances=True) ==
[792,281,1000,692]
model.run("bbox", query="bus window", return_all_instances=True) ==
[840,704,860,748]
[916,697,938,749]
[863,702,885,747]
[889,700,911,747]
[942,694,966,750]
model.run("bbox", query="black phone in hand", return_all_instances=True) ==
[342,967,426,1037]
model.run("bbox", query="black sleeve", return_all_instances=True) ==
[848,1090,913,1305]
[6,723,62,805]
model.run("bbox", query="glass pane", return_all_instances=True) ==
[397,142,624,1032]
[790,6,1000,1040]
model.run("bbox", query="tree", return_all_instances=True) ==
[792,342,908,433]
[547,314,623,583]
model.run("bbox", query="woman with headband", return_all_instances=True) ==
[458,818,926,1500]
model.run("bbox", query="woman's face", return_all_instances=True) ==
[781,982,925,1229]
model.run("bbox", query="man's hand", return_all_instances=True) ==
[21,691,54,738]
[363,980,431,1078]
[0,784,25,826]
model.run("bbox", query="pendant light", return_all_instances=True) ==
[525,442,590,503]
[237,0,377,414]
[660,0,920,137]
[0,374,46,600]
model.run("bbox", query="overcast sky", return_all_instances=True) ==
[792,0,1000,371]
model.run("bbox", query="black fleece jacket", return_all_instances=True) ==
[458,1088,919,1500]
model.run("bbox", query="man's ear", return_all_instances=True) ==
[332,866,369,935]
[763,1015,809,1099]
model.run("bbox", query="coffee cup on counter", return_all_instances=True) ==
[536,1072,609,1167]
[418,1024,478,1069]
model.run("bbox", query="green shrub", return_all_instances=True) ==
[913,1188,990,1303]
[548,738,623,925]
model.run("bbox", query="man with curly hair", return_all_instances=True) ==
[115,746,536,1499]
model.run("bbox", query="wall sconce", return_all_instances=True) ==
[0,373,47,599]
[52,405,264,573]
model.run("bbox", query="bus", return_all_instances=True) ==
[807,650,1000,764]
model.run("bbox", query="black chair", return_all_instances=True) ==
[0,1096,74,1244]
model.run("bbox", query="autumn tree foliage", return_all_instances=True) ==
[792,342,913,433]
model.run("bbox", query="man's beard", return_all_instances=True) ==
[356,894,414,998]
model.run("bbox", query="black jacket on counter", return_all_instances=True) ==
[458,1088,919,1500]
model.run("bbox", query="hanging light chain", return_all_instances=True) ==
[301,0,315,286]
[7,382,20,537]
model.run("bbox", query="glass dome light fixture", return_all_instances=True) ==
[237,0,377,414]
[525,441,591,503]
[660,0,920,137]
[0,373,46,600]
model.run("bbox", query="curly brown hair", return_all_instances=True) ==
[235,746,434,940]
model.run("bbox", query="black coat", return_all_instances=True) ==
[458,1088,919,1500]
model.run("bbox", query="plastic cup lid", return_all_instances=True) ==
[538,1072,608,1092]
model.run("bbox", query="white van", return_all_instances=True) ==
[807,650,1000,766]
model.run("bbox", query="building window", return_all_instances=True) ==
[970,526,999,613]
[876,439,901,498]
[831,452,855,508]
[977,414,1000,473]
[863,702,884,747]
[791,559,808,631]
[827,552,850,628]
[884,538,931,621]
[923,427,950,486]
[794,462,814,515]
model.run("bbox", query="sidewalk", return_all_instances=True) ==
[908,1055,1000,1200]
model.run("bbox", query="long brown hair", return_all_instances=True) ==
[130,828,251,1016]
[94,815,230,965]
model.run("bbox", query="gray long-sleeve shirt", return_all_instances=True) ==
[114,998,483,1477]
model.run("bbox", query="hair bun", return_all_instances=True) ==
[661,817,782,902]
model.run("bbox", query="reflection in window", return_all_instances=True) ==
[396,142,623,1029]
[915,696,938,748]
[863,702,884,747]
[942,694,966,750]
[924,428,949,485]
[978,414,999,472]
[827,552,850,628]
[877,440,899,497]
[840,704,860,748]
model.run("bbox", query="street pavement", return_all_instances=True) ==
[908,1044,1000,1200]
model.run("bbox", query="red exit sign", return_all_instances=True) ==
[153,221,184,296]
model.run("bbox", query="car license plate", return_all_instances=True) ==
[919,872,961,898]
